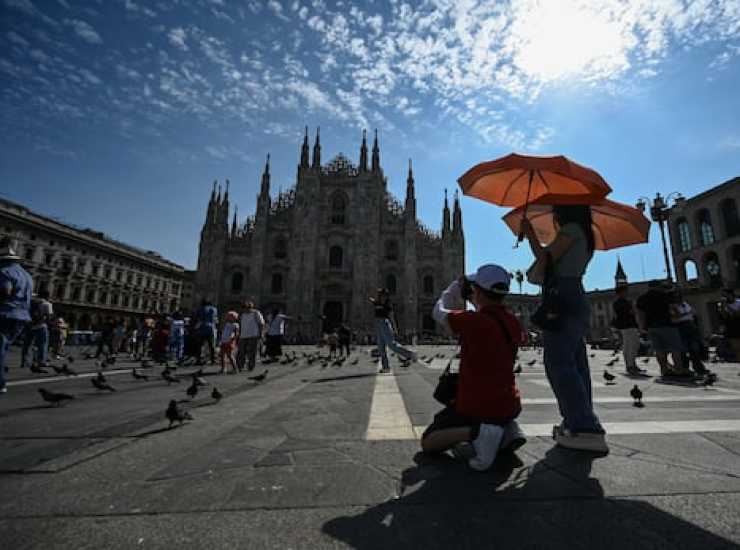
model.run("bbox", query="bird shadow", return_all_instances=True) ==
[134,425,179,438]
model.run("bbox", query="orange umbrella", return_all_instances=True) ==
[503,196,651,251]
[458,153,612,208]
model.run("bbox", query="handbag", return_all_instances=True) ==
[530,252,563,331]
[432,313,517,406]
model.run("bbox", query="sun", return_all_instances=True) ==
[508,0,631,83]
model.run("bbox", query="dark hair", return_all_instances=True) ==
[553,205,595,255]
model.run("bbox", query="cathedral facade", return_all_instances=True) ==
[194,128,465,340]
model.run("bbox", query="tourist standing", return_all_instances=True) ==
[22,289,53,371]
[170,310,185,364]
[196,299,218,365]
[612,285,643,375]
[424,264,525,470]
[265,308,290,360]
[111,318,126,356]
[52,315,68,358]
[636,281,692,378]
[369,288,416,374]
[520,205,607,453]
[237,302,264,372]
[719,288,740,362]
[219,311,239,374]
[95,317,115,358]
[337,323,352,356]
[0,238,33,394]
[671,291,709,375]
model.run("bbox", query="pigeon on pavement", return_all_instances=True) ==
[211,387,223,401]
[630,384,644,407]
[186,381,198,399]
[91,377,116,392]
[166,400,193,428]
[603,370,616,385]
[38,388,75,406]
[132,368,149,381]
[527,359,537,366]
[248,370,268,382]
[162,369,180,384]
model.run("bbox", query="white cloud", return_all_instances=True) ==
[7,30,29,46]
[64,19,103,44]
[268,0,289,21]
[168,27,187,50]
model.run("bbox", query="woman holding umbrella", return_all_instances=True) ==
[520,205,607,453]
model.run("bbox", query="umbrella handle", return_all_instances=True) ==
[515,170,535,247]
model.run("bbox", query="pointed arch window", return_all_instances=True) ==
[329,245,343,268]
[231,272,244,293]
[697,209,715,246]
[721,198,740,238]
[330,193,347,225]
[423,275,434,295]
[385,274,397,294]
[385,240,399,261]
[676,219,691,253]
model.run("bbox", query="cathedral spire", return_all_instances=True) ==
[405,158,416,218]
[231,206,238,238]
[371,129,380,172]
[300,126,309,168]
[312,127,321,168]
[359,129,368,172]
[223,179,230,203]
[615,257,628,287]
[453,189,462,235]
[260,154,271,197]
[442,189,451,238]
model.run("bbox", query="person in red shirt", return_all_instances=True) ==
[422,264,526,471]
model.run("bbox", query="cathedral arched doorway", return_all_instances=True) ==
[322,301,343,333]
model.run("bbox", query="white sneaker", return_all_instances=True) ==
[469,424,504,471]
[554,426,609,453]
[500,420,527,453]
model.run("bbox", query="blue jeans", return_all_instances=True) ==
[542,278,603,433]
[170,330,184,361]
[375,318,414,370]
[1,318,28,388]
[22,325,49,368]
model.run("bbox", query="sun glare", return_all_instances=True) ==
[509,0,631,82]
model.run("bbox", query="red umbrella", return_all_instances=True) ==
[458,153,612,208]
[503,196,651,251]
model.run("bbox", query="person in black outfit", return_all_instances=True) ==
[612,285,643,375]
[95,317,115,358]
[337,323,352,356]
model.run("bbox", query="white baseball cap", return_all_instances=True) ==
[466,264,511,294]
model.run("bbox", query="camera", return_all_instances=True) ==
[460,276,473,302]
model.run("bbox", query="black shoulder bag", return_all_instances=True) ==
[433,312,517,406]
[531,252,563,331]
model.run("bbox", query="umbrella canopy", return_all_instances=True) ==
[503,196,651,251]
[458,153,612,208]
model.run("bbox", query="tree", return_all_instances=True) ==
[514,270,524,294]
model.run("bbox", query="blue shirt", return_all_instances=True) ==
[0,261,33,321]
[198,305,218,329]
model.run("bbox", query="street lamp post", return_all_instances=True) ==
[636,192,686,282]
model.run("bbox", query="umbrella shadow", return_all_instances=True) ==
[322,446,739,549]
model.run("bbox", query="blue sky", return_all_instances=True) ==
[1,0,739,292]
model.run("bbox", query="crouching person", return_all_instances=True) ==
[422,264,525,471]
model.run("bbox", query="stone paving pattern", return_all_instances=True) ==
[1,346,740,549]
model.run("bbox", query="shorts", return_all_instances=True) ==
[648,326,685,353]
[220,341,236,355]
[421,406,516,441]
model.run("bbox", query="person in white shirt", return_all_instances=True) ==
[671,291,709,376]
[237,302,264,372]
[22,290,53,371]
[169,311,186,364]
[265,309,291,360]
[219,311,239,374]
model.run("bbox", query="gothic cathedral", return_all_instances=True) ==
[194,128,465,339]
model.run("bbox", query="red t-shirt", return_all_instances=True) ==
[447,305,524,420]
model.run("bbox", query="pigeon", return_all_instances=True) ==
[38,388,75,406]
[165,400,193,428]
[162,369,180,384]
[630,384,644,407]
[589,353,596,358]
[606,359,618,367]
[611,350,619,356]
[91,377,116,392]
[642,357,650,364]
[424,358,434,365]
[527,359,537,366]
[211,387,223,402]
[248,370,268,382]
[350,358,359,366]
[186,381,199,399]
[603,370,616,384]
[702,372,718,388]
[96,372,107,383]
[513,363,522,374]
[132,368,149,381]
[192,372,208,386]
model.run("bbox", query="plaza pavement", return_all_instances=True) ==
[1,345,740,549]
